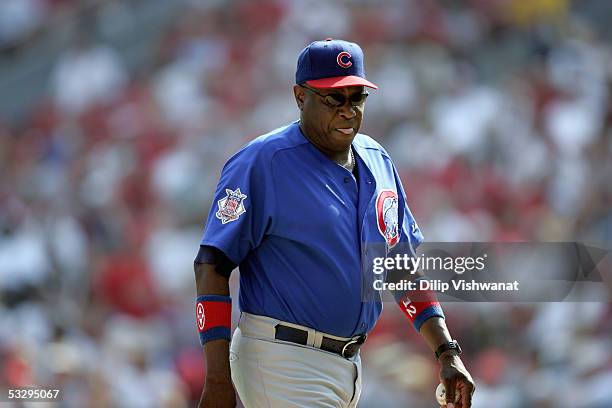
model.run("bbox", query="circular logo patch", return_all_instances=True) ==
[376,189,399,248]
[337,51,352,68]
[196,302,206,331]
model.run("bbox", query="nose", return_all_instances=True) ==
[338,102,357,119]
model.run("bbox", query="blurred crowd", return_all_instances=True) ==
[0,0,79,52]
[1,0,611,407]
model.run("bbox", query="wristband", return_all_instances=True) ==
[397,281,445,331]
[196,295,232,345]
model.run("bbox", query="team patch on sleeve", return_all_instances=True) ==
[376,189,399,248]
[215,188,247,224]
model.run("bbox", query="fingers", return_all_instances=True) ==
[457,379,475,407]
[445,377,457,407]
[461,382,470,407]
[440,362,476,407]
[443,379,474,408]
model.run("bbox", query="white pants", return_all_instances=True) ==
[230,313,362,408]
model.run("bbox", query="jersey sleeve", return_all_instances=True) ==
[200,146,275,265]
[393,164,424,253]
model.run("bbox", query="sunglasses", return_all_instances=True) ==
[300,85,369,108]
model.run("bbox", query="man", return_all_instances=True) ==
[194,39,475,408]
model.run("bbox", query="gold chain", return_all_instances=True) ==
[342,148,355,172]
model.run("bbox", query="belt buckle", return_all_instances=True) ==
[341,334,367,358]
[341,339,358,358]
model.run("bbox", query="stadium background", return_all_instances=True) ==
[0,0,611,407]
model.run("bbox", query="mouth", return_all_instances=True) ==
[335,128,354,135]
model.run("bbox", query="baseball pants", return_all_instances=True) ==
[230,312,362,408]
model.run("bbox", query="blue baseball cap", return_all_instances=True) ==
[295,38,378,89]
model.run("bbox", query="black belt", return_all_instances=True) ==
[274,325,366,359]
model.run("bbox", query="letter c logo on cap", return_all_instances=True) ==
[337,51,352,68]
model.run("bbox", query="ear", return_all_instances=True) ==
[293,85,305,111]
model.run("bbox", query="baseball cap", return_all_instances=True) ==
[295,38,378,89]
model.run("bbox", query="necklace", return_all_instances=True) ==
[343,148,355,172]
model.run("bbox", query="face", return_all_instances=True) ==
[294,84,367,154]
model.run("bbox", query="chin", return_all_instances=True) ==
[328,136,354,152]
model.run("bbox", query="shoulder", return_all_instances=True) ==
[353,133,392,161]
[228,122,306,167]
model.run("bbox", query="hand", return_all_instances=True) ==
[438,352,475,408]
[198,376,236,408]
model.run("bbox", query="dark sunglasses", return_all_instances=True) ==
[300,84,369,108]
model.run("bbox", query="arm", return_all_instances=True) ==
[420,317,475,408]
[386,259,474,407]
[388,266,475,407]
[194,250,236,408]
[389,166,474,407]
[194,144,271,407]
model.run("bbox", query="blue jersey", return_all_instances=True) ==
[201,121,423,337]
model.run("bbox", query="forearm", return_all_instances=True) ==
[418,317,453,355]
[204,339,231,381]
[194,247,237,406]
[194,262,231,377]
